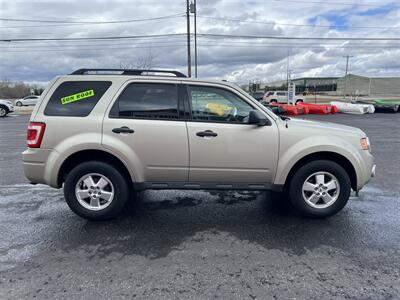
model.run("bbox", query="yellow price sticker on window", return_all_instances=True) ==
[61,89,95,105]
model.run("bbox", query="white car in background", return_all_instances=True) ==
[0,99,14,117]
[15,95,40,107]
[262,91,306,104]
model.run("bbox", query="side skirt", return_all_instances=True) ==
[133,182,284,192]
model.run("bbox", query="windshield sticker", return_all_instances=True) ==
[61,89,94,105]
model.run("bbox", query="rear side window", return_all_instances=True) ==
[110,83,179,120]
[44,81,111,117]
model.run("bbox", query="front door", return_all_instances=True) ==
[185,84,279,184]
[102,81,189,182]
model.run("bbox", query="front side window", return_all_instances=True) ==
[277,92,286,96]
[110,83,179,120]
[188,85,254,123]
[44,81,111,117]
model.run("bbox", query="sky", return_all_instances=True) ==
[0,0,400,85]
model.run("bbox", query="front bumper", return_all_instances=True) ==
[371,164,376,177]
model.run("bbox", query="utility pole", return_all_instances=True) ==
[286,49,290,87]
[343,55,353,99]
[186,0,192,77]
[190,0,197,78]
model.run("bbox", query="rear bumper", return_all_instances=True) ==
[23,161,46,184]
[22,148,53,186]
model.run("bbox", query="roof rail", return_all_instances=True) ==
[70,68,187,78]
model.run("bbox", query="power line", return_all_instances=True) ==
[2,39,399,49]
[268,0,390,7]
[0,13,184,25]
[2,33,400,43]
[0,33,187,42]
[197,16,400,30]
[198,33,400,41]
[1,42,399,53]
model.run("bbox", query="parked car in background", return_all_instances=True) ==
[262,91,305,104]
[15,95,40,107]
[249,91,264,101]
[0,99,14,117]
[23,68,375,221]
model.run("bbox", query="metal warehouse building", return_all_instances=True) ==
[260,74,400,96]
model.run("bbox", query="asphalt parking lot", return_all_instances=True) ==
[0,113,399,299]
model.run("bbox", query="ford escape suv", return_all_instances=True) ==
[23,69,375,220]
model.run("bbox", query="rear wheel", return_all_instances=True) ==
[64,161,129,220]
[270,99,278,103]
[288,160,351,218]
[0,106,8,117]
[296,100,304,104]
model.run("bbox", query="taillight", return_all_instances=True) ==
[27,122,46,148]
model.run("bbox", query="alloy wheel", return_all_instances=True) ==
[75,173,114,211]
[302,171,340,209]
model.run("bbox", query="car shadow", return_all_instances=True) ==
[50,190,363,260]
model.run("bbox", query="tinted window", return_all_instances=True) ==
[188,85,253,123]
[277,92,286,96]
[44,81,111,117]
[110,83,179,119]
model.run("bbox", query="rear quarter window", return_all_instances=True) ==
[44,81,112,117]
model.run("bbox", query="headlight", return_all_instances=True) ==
[360,137,370,150]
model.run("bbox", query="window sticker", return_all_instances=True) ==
[61,89,95,105]
[206,102,234,116]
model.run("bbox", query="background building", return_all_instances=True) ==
[248,74,400,97]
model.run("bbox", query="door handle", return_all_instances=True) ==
[112,126,134,134]
[196,130,218,137]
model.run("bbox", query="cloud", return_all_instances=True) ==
[0,0,399,85]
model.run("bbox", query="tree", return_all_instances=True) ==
[119,48,157,70]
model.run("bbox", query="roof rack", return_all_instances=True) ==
[70,68,187,78]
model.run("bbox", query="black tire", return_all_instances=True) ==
[296,100,304,104]
[288,160,351,218]
[64,161,129,221]
[0,105,8,118]
[270,99,278,103]
[16,101,22,107]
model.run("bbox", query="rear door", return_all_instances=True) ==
[102,81,189,182]
[185,84,279,185]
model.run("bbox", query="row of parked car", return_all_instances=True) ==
[0,95,40,117]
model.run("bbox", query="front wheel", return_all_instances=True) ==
[0,106,8,117]
[16,101,23,107]
[64,161,129,220]
[288,160,351,218]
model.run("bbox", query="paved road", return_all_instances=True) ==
[0,113,399,299]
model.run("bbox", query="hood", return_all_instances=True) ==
[287,118,365,137]
[0,99,13,105]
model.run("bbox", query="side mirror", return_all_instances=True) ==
[271,106,285,115]
[248,110,269,126]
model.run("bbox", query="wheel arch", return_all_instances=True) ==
[283,151,357,191]
[57,149,133,188]
[0,104,9,113]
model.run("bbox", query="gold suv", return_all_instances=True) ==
[23,69,375,220]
